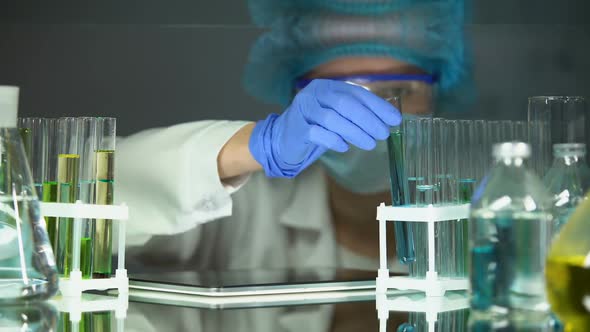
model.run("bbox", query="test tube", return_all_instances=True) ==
[528,96,587,177]
[386,97,416,266]
[457,120,476,203]
[77,117,97,278]
[456,120,476,277]
[500,120,515,142]
[473,120,488,180]
[432,118,447,275]
[409,117,433,277]
[43,119,59,250]
[93,117,116,279]
[56,117,80,277]
[513,121,528,143]
[17,118,48,198]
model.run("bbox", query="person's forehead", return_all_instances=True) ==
[304,56,427,79]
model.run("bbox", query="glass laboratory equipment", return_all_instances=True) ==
[42,118,59,251]
[543,143,590,232]
[528,96,587,177]
[469,142,553,315]
[17,118,48,197]
[468,311,561,331]
[545,193,590,331]
[77,117,97,278]
[93,117,116,278]
[387,97,417,266]
[0,86,59,302]
[0,302,58,331]
[56,117,80,277]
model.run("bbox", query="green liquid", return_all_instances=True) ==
[42,181,58,251]
[56,154,80,277]
[60,312,93,332]
[80,237,93,278]
[93,150,115,278]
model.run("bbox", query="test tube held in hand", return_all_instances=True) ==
[93,117,116,279]
[386,97,416,265]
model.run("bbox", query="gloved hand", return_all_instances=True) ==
[249,79,401,178]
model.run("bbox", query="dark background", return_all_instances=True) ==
[1,1,589,135]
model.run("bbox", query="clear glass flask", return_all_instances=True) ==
[0,86,59,302]
[543,143,590,232]
[469,142,554,315]
[545,193,590,331]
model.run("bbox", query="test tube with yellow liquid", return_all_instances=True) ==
[56,117,80,277]
[93,117,115,279]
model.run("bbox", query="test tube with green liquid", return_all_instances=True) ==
[42,119,59,250]
[56,117,80,277]
[93,117,115,279]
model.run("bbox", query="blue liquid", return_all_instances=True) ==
[387,130,416,264]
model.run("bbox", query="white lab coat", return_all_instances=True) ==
[117,120,341,270]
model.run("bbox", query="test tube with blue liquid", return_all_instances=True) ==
[386,96,416,265]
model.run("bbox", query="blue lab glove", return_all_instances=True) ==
[249,79,401,178]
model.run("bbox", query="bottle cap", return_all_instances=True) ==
[493,142,531,159]
[554,143,586,158]
[0,86,19,128]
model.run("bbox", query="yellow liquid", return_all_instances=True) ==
[93,150,114,278]
[56,154,80,277]
[546,255,590,331]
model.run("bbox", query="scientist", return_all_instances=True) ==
[118,0,468,272]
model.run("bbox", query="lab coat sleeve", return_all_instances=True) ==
[115,120,252,246]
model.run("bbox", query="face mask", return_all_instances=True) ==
[319,140,391,194]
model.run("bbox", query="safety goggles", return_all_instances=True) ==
[295,74,435,115]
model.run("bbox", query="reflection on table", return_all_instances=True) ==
[0,292,564,331]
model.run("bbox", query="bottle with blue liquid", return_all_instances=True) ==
[469,142,554,315]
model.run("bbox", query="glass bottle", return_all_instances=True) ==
[543,143,590,232]
[469,142,554,315]
[0,86,59,302]
[546,194,590,332]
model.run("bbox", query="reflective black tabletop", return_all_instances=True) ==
[0,291,563,332]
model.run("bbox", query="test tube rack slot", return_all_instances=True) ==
[41,201,129,298]
[376,203,470,297]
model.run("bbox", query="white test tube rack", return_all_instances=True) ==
[376,203,470,297]
[40,201,129,297]
[376,291,469,332]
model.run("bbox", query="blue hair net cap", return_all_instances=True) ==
[243,0,470,108]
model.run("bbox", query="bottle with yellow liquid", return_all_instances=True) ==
[545,193,590,331]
